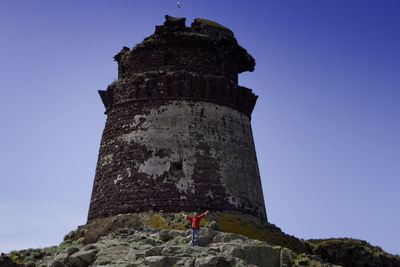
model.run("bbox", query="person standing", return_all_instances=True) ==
[182,210,209,246]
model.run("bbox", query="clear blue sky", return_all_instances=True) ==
[1,0,399,255]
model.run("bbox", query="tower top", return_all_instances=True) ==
[100,15,258,117]
[114,15,255,81]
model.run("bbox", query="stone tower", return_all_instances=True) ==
[88,16,267,222]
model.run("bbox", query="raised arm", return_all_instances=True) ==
[183,213,193,221]
[198,210,209,220]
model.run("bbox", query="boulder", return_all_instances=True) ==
[49,260,68,267]
[199,228,218,246]
[161,245,206,257]
[66,246,79,256]
[145,246,165,257]
[280,247,295,267]
[222,244,281,267]
[142,238,160,246]
[144,255,179,267]
[53,252,69,263]
[212,232,247,243]
[184,258,195,267]
[67,256,87,267]
[194,256,233,267]
[0,256,21,267]
[68,249,98,267]
[158,229,188,242]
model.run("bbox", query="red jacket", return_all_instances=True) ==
[186,213,205,229]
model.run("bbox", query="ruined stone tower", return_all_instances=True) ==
[88,16,267,222]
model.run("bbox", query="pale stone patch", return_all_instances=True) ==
[228,196,239,207]
[138,156,171,179]
[117,100,263,209]
[114,174,123,185]
[101,154,113,167]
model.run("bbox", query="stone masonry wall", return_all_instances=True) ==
[88,100,266,221]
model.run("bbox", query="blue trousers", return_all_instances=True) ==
[191,228,200,246]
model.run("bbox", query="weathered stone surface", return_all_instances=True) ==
[161,245,209,257]
[144,255,180,267]
[67,255,87,267]
[0,256,21,267]
[199,228,218,246]
[66,246,79,256]
[49,260,68,267]
[158,229,187,242]
[212,232,247,243]
[184,258,196,267]
[222,243,281,267]
[144,246,164,257]
[68,249,98,267]
[280,247,295,267]
[93,242,137,265]
[88,15,267,223]
[53,251,68,263]
[194,255,233,267]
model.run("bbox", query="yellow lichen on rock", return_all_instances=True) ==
[147,214,172,230]
[212,213,308,253]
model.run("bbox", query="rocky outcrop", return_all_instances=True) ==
[3,218,400,267]
[61,212,310,254]
[2,212,399,266]
[1,227,339,267]
[308,238,400,267]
